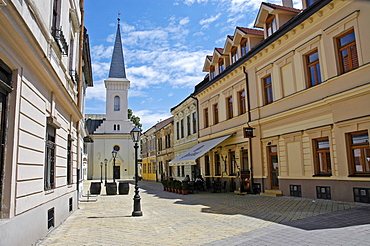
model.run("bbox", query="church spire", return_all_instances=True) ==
[108,18,126,79]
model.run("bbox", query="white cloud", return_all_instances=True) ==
[199,13,222,29]
[133,109,172,131]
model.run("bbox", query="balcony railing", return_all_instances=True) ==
[69,69,79,85]
[52,27,68,56]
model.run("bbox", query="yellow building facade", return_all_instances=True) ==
[196,0,370,202]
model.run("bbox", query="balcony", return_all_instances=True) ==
[52,27,68,56]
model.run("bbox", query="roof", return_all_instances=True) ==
[263,2,301,13]
[236,27,264,36]
[85,119,104,135]
[108,22,127,79]
[215,48,224,54]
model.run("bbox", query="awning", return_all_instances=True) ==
[169,134,232,166]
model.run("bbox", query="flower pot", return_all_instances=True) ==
[182,190,188,195]
[90,182,101,195]
[118,181,129,195]
[106,182,117,195]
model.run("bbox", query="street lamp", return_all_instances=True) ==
[112,150,118,183]
[130,126,142,217]
[100,162,103,183]
[104,158,108,186]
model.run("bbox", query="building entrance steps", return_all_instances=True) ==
[259,189,283,197]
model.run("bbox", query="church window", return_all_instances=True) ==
[114,96,120,111]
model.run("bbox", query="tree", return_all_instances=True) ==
[128,109,142,130]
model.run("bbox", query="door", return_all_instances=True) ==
[269,146,279,189]
[114,166,120,180]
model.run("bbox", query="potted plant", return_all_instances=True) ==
[175,180,182,194]
[161,179,168,191]
[167,179,174,192]
[182,182,188,195]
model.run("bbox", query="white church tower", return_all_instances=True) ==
[85,19,136,181]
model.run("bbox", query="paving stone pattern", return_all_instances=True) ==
[38,180,370,246]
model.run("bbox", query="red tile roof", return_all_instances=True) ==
[237,27,264,35]
[263,2,301,13]
[215,48,224,54]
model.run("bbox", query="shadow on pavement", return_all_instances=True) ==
[136,180,370,231]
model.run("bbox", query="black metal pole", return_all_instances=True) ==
[105,162,107,186]
[132,142,142,216]
[113,157,116,183]
[100,165,102,183]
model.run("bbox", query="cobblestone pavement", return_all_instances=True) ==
[38,180,370,246]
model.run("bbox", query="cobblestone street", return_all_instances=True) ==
[38,180,370,246]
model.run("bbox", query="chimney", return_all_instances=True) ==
[282,0,293,8]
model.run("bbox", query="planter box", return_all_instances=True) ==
[106,182,117,195]
[90,182,101,195]
[118,181,129,195]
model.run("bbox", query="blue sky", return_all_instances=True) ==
[84,0,301,130]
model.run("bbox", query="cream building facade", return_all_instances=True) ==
[0,0,93,245]
[195,0,370,201]
[170,95,199,180]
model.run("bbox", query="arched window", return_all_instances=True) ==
[117,124,120,131]
[114,96,120,111]
[113,124,116,131]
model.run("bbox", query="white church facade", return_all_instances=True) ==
[85,20,137,181]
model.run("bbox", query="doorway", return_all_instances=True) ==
[269,146,279,189]
[114,166,120,180]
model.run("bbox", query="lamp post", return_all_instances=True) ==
[112,150,118,183]
[100,162,103,183]
[104,158,108,186]
[130,126,142,217]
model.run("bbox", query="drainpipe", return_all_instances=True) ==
[76,0,85,205]
[243,67,255,193]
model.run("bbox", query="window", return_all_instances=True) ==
[204,108,209,128]
[165,134,171,148]
[181,166,185,177]
[192,112,197,134]
[187,115,191,136]
[337,30,359,74]
[210,66,216,80]
[51,0,61,38]
[213,103,219,124]
[114,96,120,111]
[228,151,236,176]
[231,47,238,63]
[226,96,233,119]
[266,15,277,36]
[48,208,55,230]
[348,131,369,175]
[177,166,181,177]
[241,39,248,56]
[45,124,56,190]
[306,50,322,87]
[241,150,249,172]
[67,135,73,185]
[117,124,120,131]
[158,138,162,151]
[238,90,246,115]
[313,137,331,175]
[0,60,12,206]
[218,59,225,73]
[176,122,179,140]
[180,119,184,138]
[215,153,221,176]
[263,75,273,105]
[205,155,210,176]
